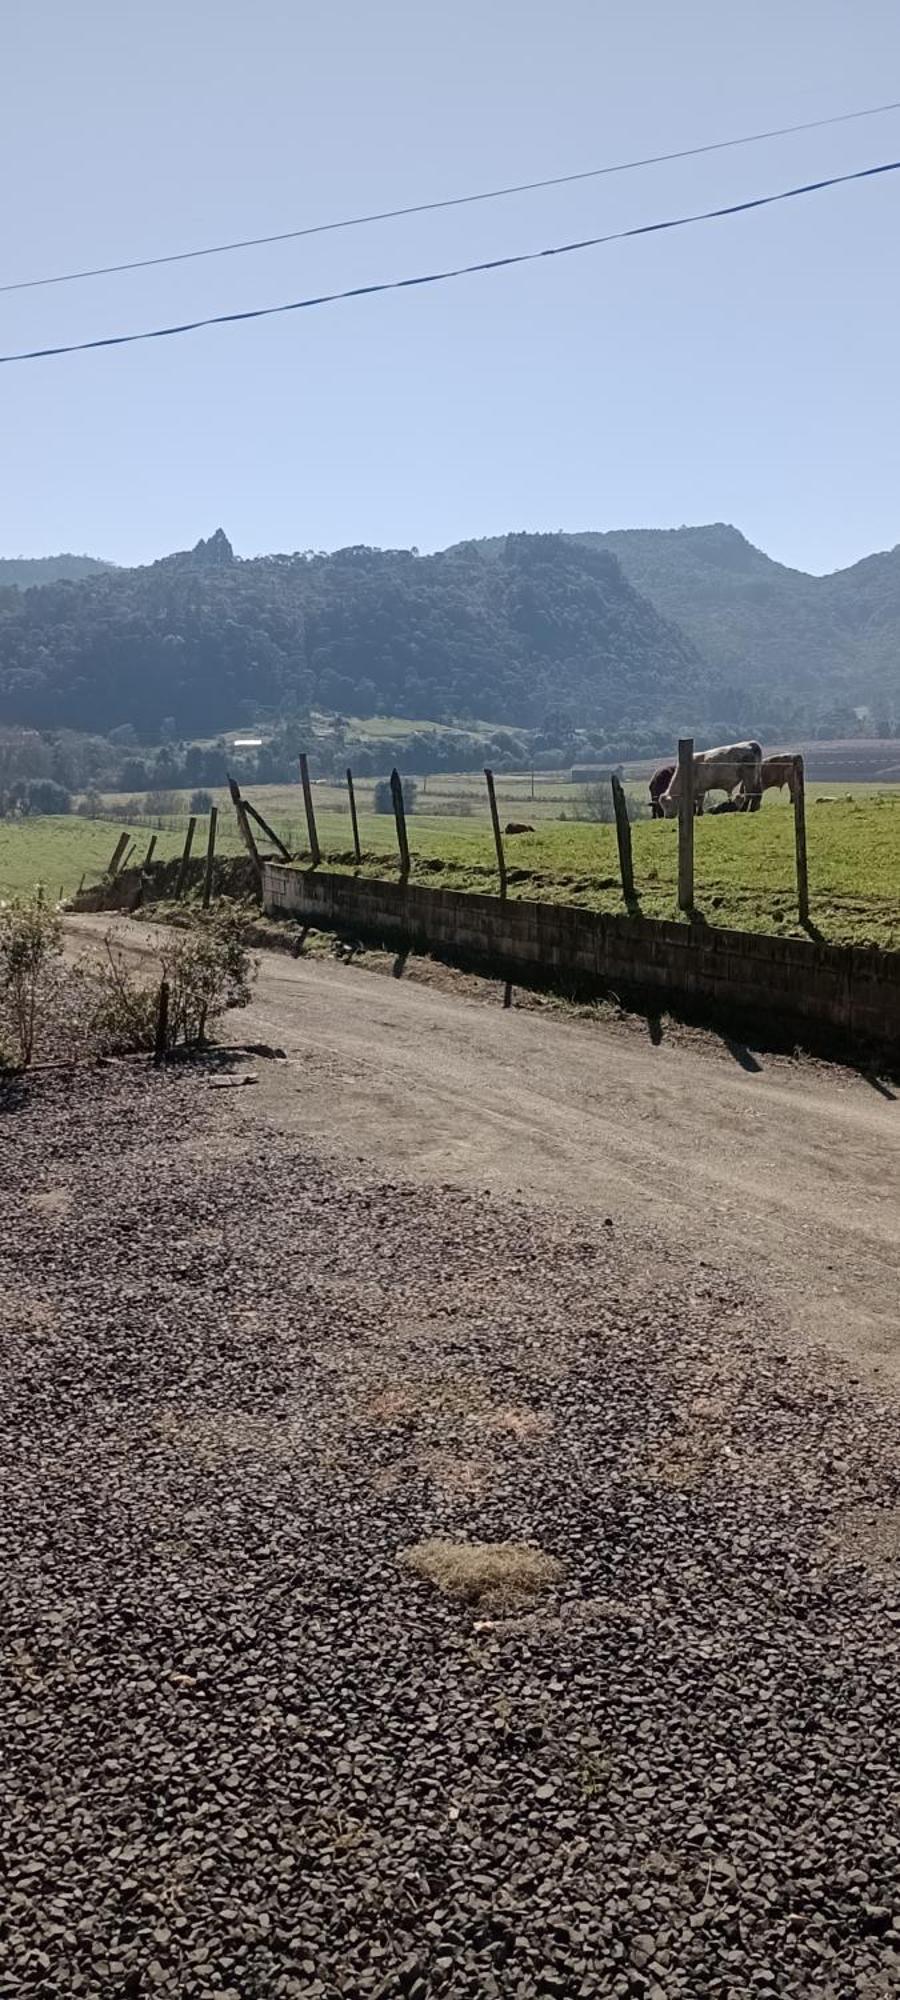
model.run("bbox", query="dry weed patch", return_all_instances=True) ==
[401,1537,562,1609]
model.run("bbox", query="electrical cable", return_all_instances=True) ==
[2,155,897,367]
[2,95,900,296]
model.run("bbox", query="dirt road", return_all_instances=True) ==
[67,913,900,1382]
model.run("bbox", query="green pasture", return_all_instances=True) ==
[2,795,897,949]
[299,799,899,949]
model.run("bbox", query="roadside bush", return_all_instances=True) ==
[373,776,418,815]
[76,915,256,1057]
[159,912,256,1047]
[0,896,63,1067]
[0,899,256,1069]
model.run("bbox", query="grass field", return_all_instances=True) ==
[3,792,898,949]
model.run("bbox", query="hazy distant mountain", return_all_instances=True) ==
[0,554,115,590]
[579,525,900,726]
[0,530,707,743]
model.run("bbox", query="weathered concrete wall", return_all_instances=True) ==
[263,863,900,1060]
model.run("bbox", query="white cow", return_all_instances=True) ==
[660,740,763,818]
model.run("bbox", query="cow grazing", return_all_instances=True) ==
[660,741,763,818]
[648,765,674,819]
[505,821,535,834]
[650,763,704,818]
[736,753,799,812]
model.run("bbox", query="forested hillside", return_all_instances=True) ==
[0,555,114,590]
[3,523,898,747]
[582,525,900,734]
[0,530,706,743]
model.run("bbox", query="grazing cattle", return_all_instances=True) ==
[736,752,799,812]
[660,740,763,818]
[505,821,534,834]
[648,765,674,819]
[649,766,704,819]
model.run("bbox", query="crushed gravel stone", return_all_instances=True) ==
[2,1065,900,1999]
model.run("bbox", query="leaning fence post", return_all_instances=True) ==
[243,796,292,861]
[153,979,170,1066]
[793,754,809,924]
[610,773,635,905]
[390,768,411,877]
[484,767,507,900]
[298,753,321,865]
[227,775,263,892]
[203,806,218,909]
[346,767,362,864]
[176,815,197,900]
[677,737,695,912]
[143,833,158,868]
[105,830,130,879]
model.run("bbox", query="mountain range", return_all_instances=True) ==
[582,526,900,724]
[0,525,897,746]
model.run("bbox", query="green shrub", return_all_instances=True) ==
[0,895,63,1067]
[159,911,255,1047]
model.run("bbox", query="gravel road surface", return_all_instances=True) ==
[3,1008,900,1995]
[66,913,900,1384]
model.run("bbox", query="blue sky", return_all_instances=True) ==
[3,0,900,573]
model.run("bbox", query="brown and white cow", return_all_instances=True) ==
[659,741,763,818]
[737,753,799,812]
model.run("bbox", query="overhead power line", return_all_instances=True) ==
[2,156,898,368]
[2,96,900,297]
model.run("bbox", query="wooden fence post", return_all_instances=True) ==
[390,768,411,877]
[243,797,292,861]
[298,753,321,865]
[143,833,157,867]
[793,754,809,924]
[677,737,695,912]
[153,979,170,1066]
[203,806,218,909]
[610,773,635,904]
[105,831,130,879]
[484,767,507,899]
[176,816,197,899]
[227,776,263,890]
[346,767,362,863]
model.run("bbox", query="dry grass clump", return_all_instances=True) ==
[400,1537,562,1608]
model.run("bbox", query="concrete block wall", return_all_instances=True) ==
[263,865,899,1060]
